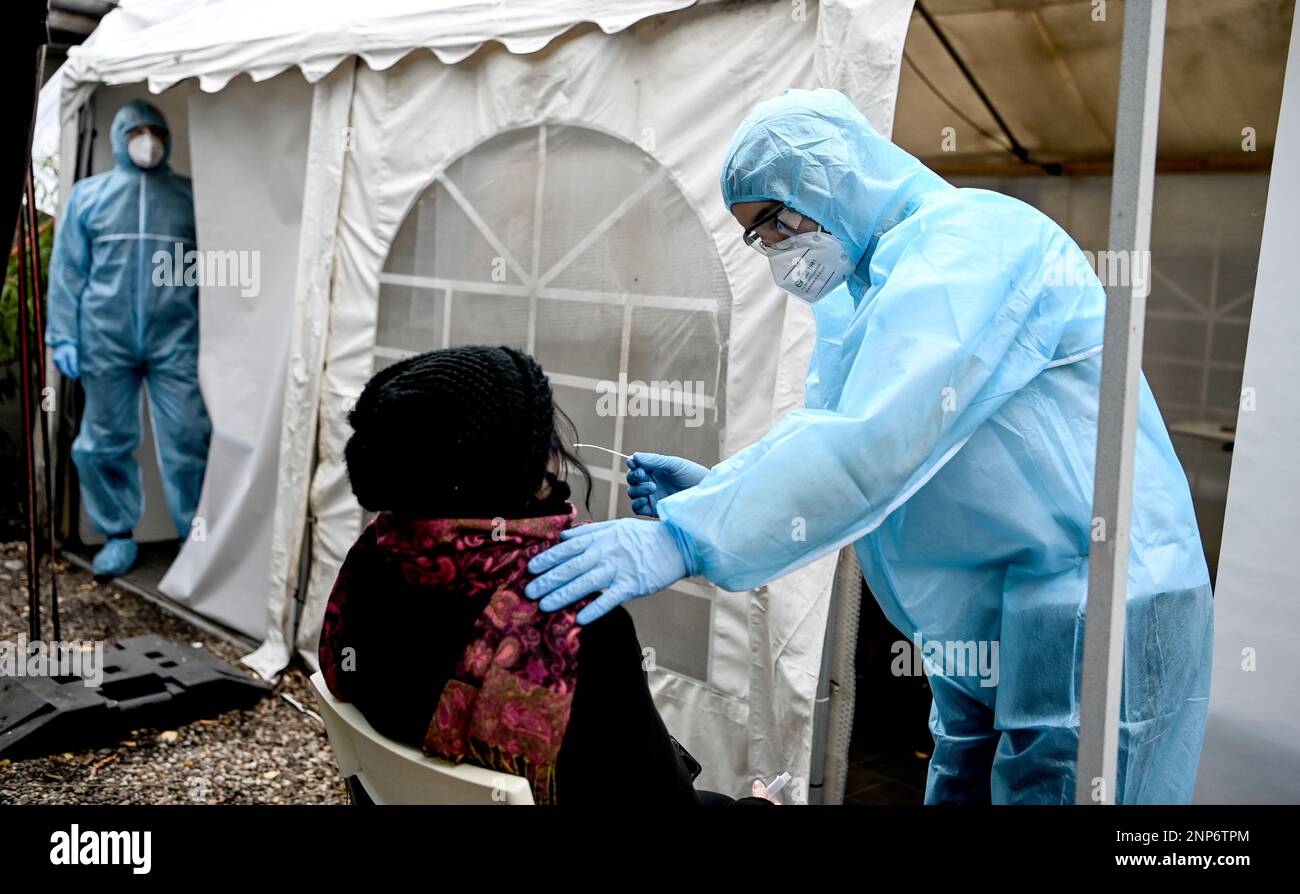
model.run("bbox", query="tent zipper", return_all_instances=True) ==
[136,173,147,355]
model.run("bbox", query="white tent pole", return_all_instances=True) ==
[536,167,667,288]
[436,173,531,283]
[610,294,633,520]
[1076,0,1166,805]
[527,125,547,354]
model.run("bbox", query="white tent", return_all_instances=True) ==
[37,0,916,802]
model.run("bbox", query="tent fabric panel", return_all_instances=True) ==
[156,71,314,638]
[1194,14,1300,802]
[241,60,359,679]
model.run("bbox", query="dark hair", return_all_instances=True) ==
[344,345,591,518]
[551,404,592,513]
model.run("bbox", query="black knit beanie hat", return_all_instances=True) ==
[344,345,560,518]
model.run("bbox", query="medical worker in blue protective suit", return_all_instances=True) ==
[46,100,211,578]
[525,89,1213,804]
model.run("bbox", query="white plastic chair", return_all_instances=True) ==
[308,671,535,805]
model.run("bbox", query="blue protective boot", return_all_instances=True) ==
[92,536,138,578]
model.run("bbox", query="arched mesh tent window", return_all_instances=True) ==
[375,124,731,682]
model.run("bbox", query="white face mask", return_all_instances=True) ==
[127,132,164,169]
[766,230,854,304]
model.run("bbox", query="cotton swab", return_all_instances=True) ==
[572,443,634,460]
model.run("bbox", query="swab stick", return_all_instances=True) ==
[572,443,634,460]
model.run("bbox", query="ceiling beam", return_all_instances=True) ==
[918,153,1276,177]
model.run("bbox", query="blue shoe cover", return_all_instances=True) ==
[92,537,138,578]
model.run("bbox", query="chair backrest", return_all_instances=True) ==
[308,671,534,805]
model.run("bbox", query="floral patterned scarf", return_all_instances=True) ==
[319,504,585,805]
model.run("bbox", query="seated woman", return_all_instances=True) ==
[318,345,771,805]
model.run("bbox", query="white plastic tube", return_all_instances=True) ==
[572,443,633,460]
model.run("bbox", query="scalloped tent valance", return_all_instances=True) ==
[58,0,697,96]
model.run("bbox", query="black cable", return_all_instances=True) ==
[914,0,1062,175]
[903,51,1012,153]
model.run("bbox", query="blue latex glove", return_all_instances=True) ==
[525,518,692,624]
[626,452,709,517]
[52,343,79,380]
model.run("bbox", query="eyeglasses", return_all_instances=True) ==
[742,203,811,256]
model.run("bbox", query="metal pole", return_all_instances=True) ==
[15,187,42,642]
[807,563,841,805]
[27,165,61,643]
[1076,0,1167,805]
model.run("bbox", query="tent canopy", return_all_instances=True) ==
[896,0,1292,173]
[33,0,698,210]
[35,0,1291,215]
[45,0,1294,174]
[56,0,698,95]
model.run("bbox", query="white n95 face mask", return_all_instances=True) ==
[766,230,854,304]
[127,132,164,169]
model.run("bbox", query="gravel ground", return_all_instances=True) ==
[0,541,346,805]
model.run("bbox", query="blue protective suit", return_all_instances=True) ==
[656,89,1213,804]
[46,100,210,539]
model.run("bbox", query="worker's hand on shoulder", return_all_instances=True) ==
[525,518,691,624]
[52,343,80,380]
[626,452,709,517]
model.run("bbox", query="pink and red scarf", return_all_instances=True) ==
[319,505,586,804]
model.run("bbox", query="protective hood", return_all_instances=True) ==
[720,88,950,299]
[110,99,171,171]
